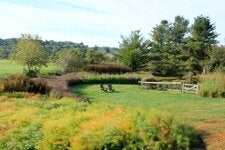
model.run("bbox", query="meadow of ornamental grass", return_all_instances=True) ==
[199,72,225,98]
[0,94,202,149]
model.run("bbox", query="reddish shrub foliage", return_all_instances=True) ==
[0,75,50,94]
[84,64,131,74]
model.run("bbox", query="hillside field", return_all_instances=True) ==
[0,60,58,78]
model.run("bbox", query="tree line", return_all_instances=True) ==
[117,15,225,78]
[0,38,116,59]
[8,34,115,77]
[4,15,225,78]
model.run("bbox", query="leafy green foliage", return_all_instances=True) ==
[0,122,43,150]
[0,38,17,59]
[149,16,189,76]
[116,30,149,71]
[0,97,203,150]
[85,48,108,64]
[0,38,117,59]
[187,15,218,74]
[0,47,9,59]
[209,46,225,72]
[148,15,219,76]
[56,48,85,73]
[10,34,49,77]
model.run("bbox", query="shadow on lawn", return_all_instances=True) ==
[195,134,207,150]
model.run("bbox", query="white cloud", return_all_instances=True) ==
[0,0,224,47]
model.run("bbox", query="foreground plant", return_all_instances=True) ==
[199,72,225,98]
[0,97,203,150]
[10,34,49,77]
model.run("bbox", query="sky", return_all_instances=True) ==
[0,0,224,47]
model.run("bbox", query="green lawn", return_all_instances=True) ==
[0,59,58,78]
[71,84,225,125]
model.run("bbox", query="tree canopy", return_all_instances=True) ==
[116,30,149,71]
[10,34,48,77]
[148,16,189,76]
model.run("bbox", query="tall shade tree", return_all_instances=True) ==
[149,20,171,76]
[188,15,218,74]
[149,17,189,76]
[116,30,149,71]
[10,34,48,77]
[170,16,189,46]
[151,20,170,50]
[169,16,190,76]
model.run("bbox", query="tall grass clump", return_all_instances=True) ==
[0,74,27,92]
[84,64,131,74]
[199,72,225,98]
[0,74,50,94]
[68,72,141,85]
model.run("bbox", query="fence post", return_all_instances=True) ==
[181,82,184,93]
[196,83,199,95]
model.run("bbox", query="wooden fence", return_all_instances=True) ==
[182,83,199,94]
[138,81,199,94]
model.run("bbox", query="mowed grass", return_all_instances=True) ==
[0,59,58,78]
[71,84,225,125]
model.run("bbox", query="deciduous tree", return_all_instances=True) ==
[10,34,48,77]
[56,48,85,72]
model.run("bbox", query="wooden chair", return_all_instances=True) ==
[100,84,107,92]
[107,83,115,92]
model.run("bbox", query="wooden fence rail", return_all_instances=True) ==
[138,81,199,94]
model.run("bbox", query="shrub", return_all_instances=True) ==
[0,122,42,150]
[26,78,50,94]
[84,64,131,74]
[23,68,40,77]
[0,75,50,95]
[142,77,158,82]
[56,48,85,73]
[0,74,27,92]
[68,105,202,149]
[38,117,77,149]
[0,98,203,150]
[199,72,225,98]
